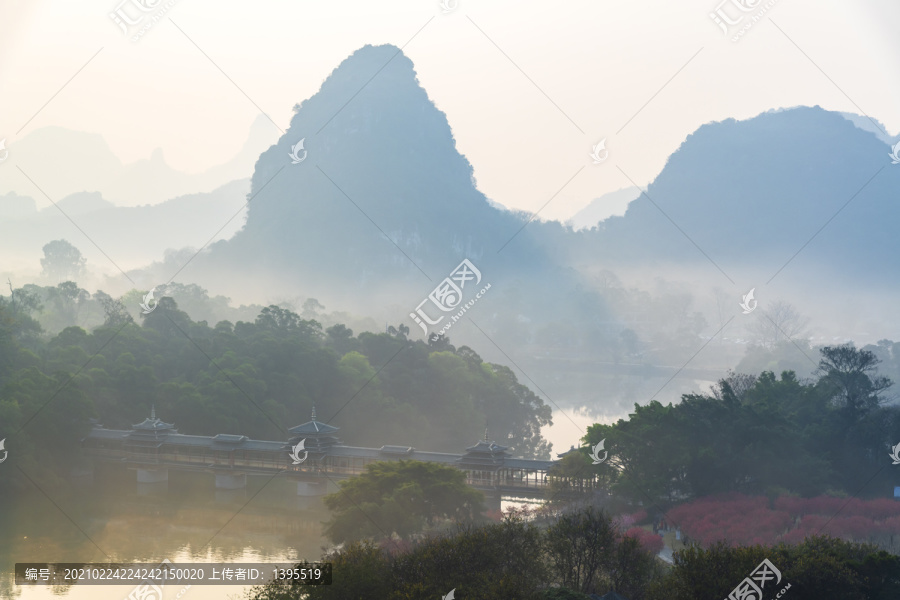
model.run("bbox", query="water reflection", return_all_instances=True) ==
[3,373,719,599]
[2,466,332,600]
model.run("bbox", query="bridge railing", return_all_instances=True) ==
[85,448,564,490]
[85,447,370,476]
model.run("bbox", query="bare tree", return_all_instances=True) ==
[712,287,731,330]
[749,300,810,349]
[592,269,621,292]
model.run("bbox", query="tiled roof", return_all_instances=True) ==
[213,434,249,444]
[83,418,554,471]
[464,439,508,453]
[379,445,414,455]
[287,420,339,435]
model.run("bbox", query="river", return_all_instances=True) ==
[3,374,716,599]
[2,466,329,600]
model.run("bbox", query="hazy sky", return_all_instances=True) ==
[1,0,898,221]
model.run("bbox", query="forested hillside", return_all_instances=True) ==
[0,283,552,496]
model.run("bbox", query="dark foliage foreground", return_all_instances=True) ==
[248,507,660,600]
[247,510,900,600]
[647,536,900,600]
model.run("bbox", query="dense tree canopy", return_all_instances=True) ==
[250,506,661,600]
[574,346,898,509]
[0,283,553,497]
[248,505,898,600]
[322,460,486,543]
[646,537,900,600]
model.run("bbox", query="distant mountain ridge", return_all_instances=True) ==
[0,115,277,207]
[565,106,900,285]
[197,45,574,296]
[565,187,640,230]
[0,180,250,274]
[124,45,900,350]
[839,111,899,146]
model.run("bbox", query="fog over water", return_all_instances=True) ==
[3,2,900,598]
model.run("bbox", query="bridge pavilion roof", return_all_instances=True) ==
[126,406,177,444]
[83,411,557,471]
[132,406,174,431]
[557,445,580,459]
[286,407,342,453]
[456,430,510,471]
[287,406,339,436]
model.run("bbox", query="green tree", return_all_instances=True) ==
[545,505,617,594]
[391,518,547,599]
[248,542,392,600]
[646,537,900,600]
[40,239,86,283]
[93,290,134,327]
[607,534,662,600]
[323,460,485,544]
[43,281,90,331]
[325,323,358,355]
[817,344,893,420]
[547,449,606,499]
[256,305,322,342]
[301,298,325,320]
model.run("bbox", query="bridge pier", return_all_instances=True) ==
[484,494,502,513]
[296,481,327,496]
[137,481,168,496]
[215,473,247,489]
[136,467,168,483]
[216,487,247,503]
[294,480,328,510]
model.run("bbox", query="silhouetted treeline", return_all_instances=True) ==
[558,345,900,504]
[246,506,900,600]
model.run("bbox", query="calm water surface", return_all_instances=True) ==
[4,375,715,599]
[2,467,331,600]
